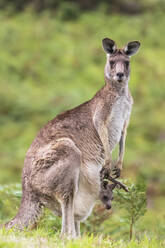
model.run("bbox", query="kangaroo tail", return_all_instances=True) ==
[3,191,43,230]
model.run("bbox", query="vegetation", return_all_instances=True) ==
[114,179,147,240]
[0,2,165,247]
[0,0,164,14]
[0,229,165,248]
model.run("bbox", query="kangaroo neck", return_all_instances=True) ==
[104,75,129,96]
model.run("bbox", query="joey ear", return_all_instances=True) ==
[103,180,108,188]
[102,38,117,54]
[124,41,140,56]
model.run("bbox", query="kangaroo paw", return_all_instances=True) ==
[112,167,121,178]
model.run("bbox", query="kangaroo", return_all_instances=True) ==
[2,38,140,238]
[100,166,129,210]
[99,182,115,210]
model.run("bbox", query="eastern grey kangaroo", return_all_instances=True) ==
[3,38,140,238]
[99,182,115,210]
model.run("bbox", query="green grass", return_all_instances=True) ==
[0,229,164,248]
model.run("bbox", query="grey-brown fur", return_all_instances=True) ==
[2,38,140,238]
[99,182,115,210]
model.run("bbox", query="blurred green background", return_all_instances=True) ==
[0,0,165,241]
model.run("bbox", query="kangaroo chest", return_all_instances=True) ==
[107,95,132,151]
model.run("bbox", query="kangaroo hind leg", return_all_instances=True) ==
[61,196,76,239]
[51,139,81,239]
[37,139,81,238]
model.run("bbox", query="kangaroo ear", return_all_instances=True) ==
[102,38,117,54]
[103,180,108,188]
[124,41,140,56]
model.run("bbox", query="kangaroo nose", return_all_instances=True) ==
[117,72,124,78]
[106,204,111,210]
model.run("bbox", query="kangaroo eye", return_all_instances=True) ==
[125,61,129,68]
[103,195,108,201]
[109,60,115,67]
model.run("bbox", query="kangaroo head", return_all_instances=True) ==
[100,183,116,210]
[102,38,140,85]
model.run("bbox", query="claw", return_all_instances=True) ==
[112,167,121,178]
[101,167,111,180]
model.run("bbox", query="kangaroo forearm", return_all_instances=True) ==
[98,124,112,167]
[117,122,127,169]
[118,135,125,163]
